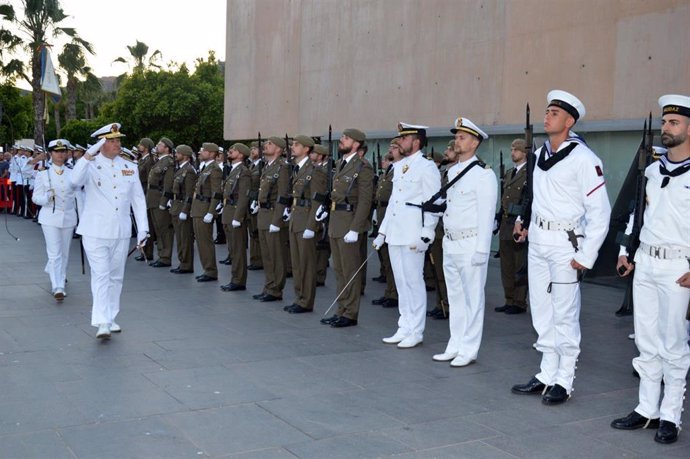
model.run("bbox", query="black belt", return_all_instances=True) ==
[196,195,211,202]
[332,203,354,212]
[259,202,273,209]
[149,185,162,192]
[163,191,173,198]
[225,197,237,206]
[295,198,311,207]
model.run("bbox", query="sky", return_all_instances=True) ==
[8,0,226,87]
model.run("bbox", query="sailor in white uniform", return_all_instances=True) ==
[374,123,441,349]
[32,139,77,301]
[512,90,611,405]
[71,123,148,340]
[611,94,690,445]
[432,117,497,367]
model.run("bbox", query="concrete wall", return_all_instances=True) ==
[225,0,690,140]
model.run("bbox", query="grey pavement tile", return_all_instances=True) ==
[162,404,311,456]
[225,448,298,459]
[144,346,245,370]
[0,429,76,459]
[143,365,278,409]
[0,397,92,436]
[388,441,518,459]
[59,417,203,459]
[285,431,412,458]
[258,393,405,440]
[1,322,95,352]
[380,416,502,451]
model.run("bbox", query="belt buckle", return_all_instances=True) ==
[652,246,661,259]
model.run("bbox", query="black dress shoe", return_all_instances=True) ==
[214,237,226,245]
[286,272,293,278]
[494,304,510,312]
[196,274,218,282]
[372,275,386,283]
[430,308,448,319]
[504,305,526,315]
[283,303,297,311]
[331,316,357,328]
[542,384,569,405]
[425,285,435,292]
[260,294,282,302]
[252,293,266,300]
[382,298,398,308]
[150,260,171,268]
[134,255,145,261]
[172,268,193,274]
[287,305,312,314]
[320,315,339,325]
[511,377,548,395]
[316,281,325,287]
[427,307,441,317]
[247,264,263,271]
[611,411,660,430]
[219,257,232,265]
[221,283,246,291]
[654,420,679,444]
[372,296,387,305]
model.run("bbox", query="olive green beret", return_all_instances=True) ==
[159,137,174,151]
[313,144,329,156]
[447,140,454,148]
[267,136,286,149]
[432,150,444,163]
[511,138,527,153]
[176,144,193,157]
[293,135,315,148]
[139,138,154,150]
[202,142,219,153]
[231,142,250,157]
[343,128,366,143]
[389,138,401,148]
[250,141,259,149]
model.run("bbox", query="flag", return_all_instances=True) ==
[39,46,61,101]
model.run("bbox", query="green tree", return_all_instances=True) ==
[113,40,162,74]
[59,118,101,147]
[0,83,33,147]
[58,37,95,122]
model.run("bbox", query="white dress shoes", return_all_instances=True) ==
[432,352,457,362]
[397,336,423,349]
[450,356,476,367]
[382,330,408,344]
[96,324,111,340]
[110,322,122,333]
[53,289,65,302]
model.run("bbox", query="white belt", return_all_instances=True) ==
[444,227,477,241]
[533,213,577,231]
[639,242,690,260]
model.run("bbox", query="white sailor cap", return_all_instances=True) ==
[75,144,86,152]
[119,147,136,161]
[397,122,429,138]
[91,122,126,139]
[547,90,585,121]
[658,94,690,118]
[450,117,488,141]
[652,146,668,158]
[48,139,68,151]
[19,144,34,152]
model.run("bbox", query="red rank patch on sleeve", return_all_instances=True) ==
[595,165,603,177]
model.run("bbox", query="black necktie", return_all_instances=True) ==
[338,160,346,172]
[511,168,517,179]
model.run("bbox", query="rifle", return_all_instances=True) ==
[616,114,653,269]
[511,104,534,241]
[257,132,264,175]
[314,126,334,246]
[376,143,382,174]
[493,150,504,235]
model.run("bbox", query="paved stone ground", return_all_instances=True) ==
[0,215,688,458]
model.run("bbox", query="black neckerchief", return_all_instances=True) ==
[659,155,690,188]
[537,143,578,171]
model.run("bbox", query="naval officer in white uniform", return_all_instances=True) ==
[32,139,77,301]
[374,123,441,349]
[71,123,148,340]
[512,90,611,405]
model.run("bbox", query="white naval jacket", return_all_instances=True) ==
[378,151,441,245]
[71,154,148,239]
[442,156,498,255]
[529,137,611,269]
[32,166,77,228]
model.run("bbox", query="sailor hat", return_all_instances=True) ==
[451,117,489,140]
[658,94,690,118]
[91,123,126,139]
[547,90,586,121]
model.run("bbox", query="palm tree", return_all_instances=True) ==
[0,0,87,144]
[113,40,162,73]
[58,38,95,121]
[79,72,103,120]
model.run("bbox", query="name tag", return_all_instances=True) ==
[122,169,135,176]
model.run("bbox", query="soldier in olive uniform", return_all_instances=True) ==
[318,128,374,328]
[372,142,400,308]
[146,137,175,267]
[284,135,327,313]
[220,143,251,291]
[169,145,197,274]
[136,137,156,261]
[495,138,529,314]
[247,142,264,270]
[310,144,331,286]
[191,143,223,282]
[251,137,291,301]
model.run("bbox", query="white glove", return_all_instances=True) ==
[179,212,188,221]
[215,202,223,212]
[203,213,213,224]
[372,209,378,226]
[136,231,149,247]
[372,234,385,250]
[250,200,259,215]
[159,205,166,211]
[343,230,359,243]
[411,239,430,253]
[282,208,291,222]
[86,138,105,157]
[315,205,328,222]
[471,252,489,266]
[303,229,315,239]
[231,219,241,228]
[269,224,280,233]
[167,199,172,209]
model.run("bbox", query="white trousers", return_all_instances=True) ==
[442,252,489,361]
[632,252,690,426]
[82,236,128,326]
[528,242,581,393]
[41,225,74,291]
[389,245,426,340]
